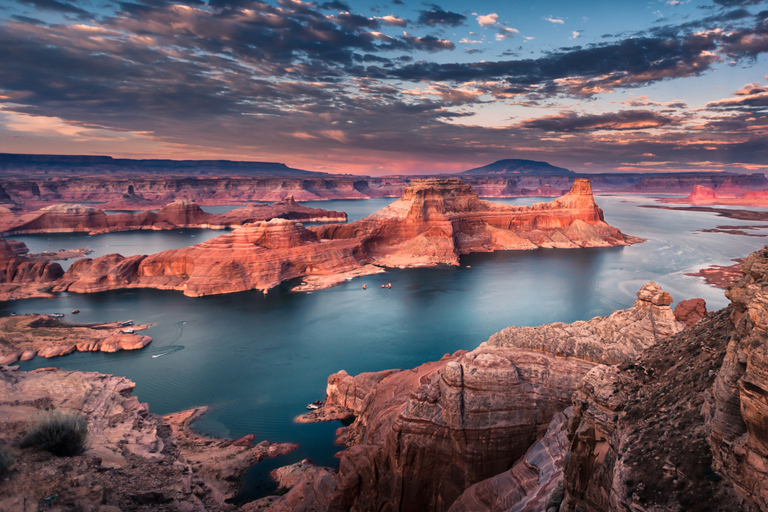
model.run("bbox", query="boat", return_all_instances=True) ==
[71,310,80,314]
[306,400,324,410]
[362,284,367,290]
[381,283,392,289]
[119,320,134,327]
[120,329,135,334]
[51,313,65,318]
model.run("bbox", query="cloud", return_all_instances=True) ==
[417,7,466,27]
[571,31,581,39]
[402,32,455,52]
[545,16,565,25]
[477,13,498,27]
[707,81,768,109]
[496,27,518,40]
[15,0,90,18]
[519,110,681,132]
[376,14,407,27]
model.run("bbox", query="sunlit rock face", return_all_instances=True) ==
[49,178,642,298]
[320,282,681,512]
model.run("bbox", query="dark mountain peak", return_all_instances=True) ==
[461,159,575,176]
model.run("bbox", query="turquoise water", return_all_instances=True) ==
[4,194,767,495]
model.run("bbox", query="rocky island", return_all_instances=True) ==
[661,184,768,206]
[42,178,643,297]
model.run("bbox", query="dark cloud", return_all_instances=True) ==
[417,7,466,27]
[520,111,680,132]
[10,14,46,25]
[16,0,91,17]
[713,0,765,6]
[402,33,455,52]
[319,1,350,10]
[335,12,379,29]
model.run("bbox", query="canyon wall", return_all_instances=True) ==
[282,283,682,512]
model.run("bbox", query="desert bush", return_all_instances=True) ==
[22,409,88,457]
[0,445,13,475]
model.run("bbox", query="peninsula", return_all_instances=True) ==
[46,178,643,297]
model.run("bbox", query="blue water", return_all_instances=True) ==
[4,194,767,496]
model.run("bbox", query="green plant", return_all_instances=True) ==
[22,409,89,457]
[0,445,14,476]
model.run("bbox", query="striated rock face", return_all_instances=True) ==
[448,408,571,512]
[310,282,682,512]
[708,247,768,508]
[0,197,347,236]
[55,218,368,296]
[313,178,642,268]
[43,179,641,298]
[0,238,64,300]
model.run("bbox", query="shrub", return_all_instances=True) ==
[22,409,89,457]
[0,446,13,476]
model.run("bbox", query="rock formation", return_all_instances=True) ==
[284,282,682,512]
[686,259,746,288]
[0,238,64,300]
[661,184,768,206]
[0,314,153,365]
[0,197,347,236]
[43,179,643,297]
[0,365,297,511]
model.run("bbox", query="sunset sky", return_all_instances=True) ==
[0,0,766,175]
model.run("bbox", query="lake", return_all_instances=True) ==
[5,194,766,498]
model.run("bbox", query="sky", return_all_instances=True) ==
[0,0,766,175]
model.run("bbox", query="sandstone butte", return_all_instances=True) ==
[661,184,768,206]
[0,237,64,300]
[251,248,768,512]
[48,178,644,297]
[0,196,347,236]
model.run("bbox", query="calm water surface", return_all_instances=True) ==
[6,195,767,495]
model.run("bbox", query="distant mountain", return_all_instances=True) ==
[460,159,575,176]
[0,153,325,177]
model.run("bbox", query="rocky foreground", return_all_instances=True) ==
[248,248,768,512]
[46,178,642,297]
[0,366,297,511]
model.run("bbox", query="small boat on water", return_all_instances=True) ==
[306,400,324,410]
[71,310,80,314]
[381,283,392,289]
[120,328,135,334]
[119,320,134,327]
[51,313,65,319]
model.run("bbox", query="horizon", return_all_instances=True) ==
[0,0,766,176]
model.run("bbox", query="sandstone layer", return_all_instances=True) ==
[0,314,153,365]
[0,238,64,300]
[3,172,767,209]
[285,282,682,512]
[0,197,347,236]
[661,184,768,206]
[0,365,297,511]
[48,178,643,297]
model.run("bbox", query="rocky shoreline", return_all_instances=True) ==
[0,314,153,365]
[0,365,298,512]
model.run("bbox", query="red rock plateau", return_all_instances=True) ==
[0,238,64,300]
[0,176,407,210]
[47,178,642,297]
[661,184,768,206]
[3,173,767,210]
[264,282,684,511]
[0,196,346,236]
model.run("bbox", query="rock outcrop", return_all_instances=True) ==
[46,179,643,297]
[661,184,768,206]
[0,197,347,236]
[0,314,153,364]
[0,365,297,511]
[0,238,64,300]
[286,282,682,512]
